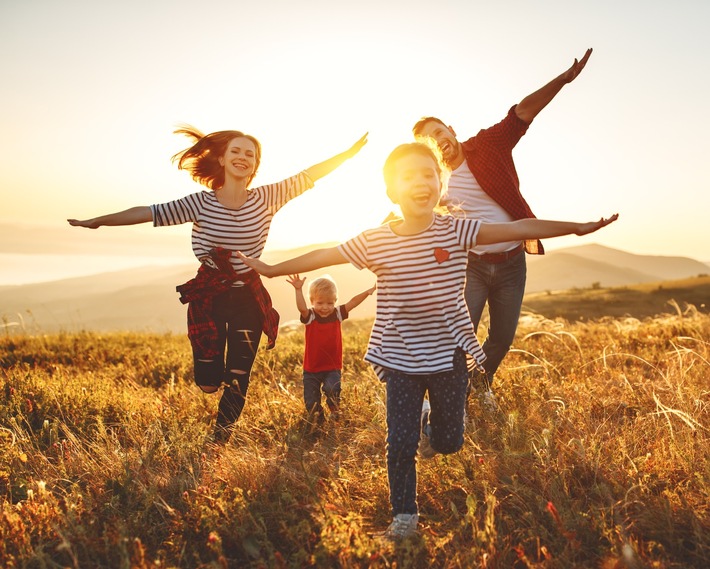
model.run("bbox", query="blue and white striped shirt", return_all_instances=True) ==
[150,172,313,274]
[338,213,486,379]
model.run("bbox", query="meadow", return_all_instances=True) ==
[1,303,708,567]
[522,276,710,322]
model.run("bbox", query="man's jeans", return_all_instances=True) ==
[464,250,527,387]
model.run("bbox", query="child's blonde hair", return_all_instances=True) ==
[309,275,338,300]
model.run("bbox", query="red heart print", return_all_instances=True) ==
[434,247,450,264]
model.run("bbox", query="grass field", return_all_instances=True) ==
[523,275,710,322]
[1,298,708,567]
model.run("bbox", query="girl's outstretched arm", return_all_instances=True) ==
[238,246,348,278]
[304,133,368,182]
[476,214,618,245]
[67,206,153,229]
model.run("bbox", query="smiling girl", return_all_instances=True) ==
[237,139,617,539]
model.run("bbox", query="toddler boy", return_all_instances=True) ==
[287,274,375,422]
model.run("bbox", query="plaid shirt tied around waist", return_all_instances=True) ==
[176,248,279,359]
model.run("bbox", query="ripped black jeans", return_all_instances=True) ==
[192,286,264,435]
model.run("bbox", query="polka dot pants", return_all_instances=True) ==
[384,349,468,516]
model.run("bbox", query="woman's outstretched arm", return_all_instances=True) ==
[67,206,153,229]
[303,133,368,182]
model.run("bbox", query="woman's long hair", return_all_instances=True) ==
[172,124,262,189]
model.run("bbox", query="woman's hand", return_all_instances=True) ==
[66,207,152,228]
[67,218,100,229]
[346,132,369,158]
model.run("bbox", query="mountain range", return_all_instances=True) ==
[1,244,708,334]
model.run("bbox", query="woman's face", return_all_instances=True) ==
[220,136,258,181]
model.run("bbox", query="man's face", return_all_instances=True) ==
[417,121,462,167]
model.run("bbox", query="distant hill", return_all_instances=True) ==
[1,244,708,333]
[526,244,709,292]
[0,221,187,256]
[0,249,377,334]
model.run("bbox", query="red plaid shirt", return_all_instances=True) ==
[461,105,544,255]
[176,248,279,360]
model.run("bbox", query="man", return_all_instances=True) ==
[413,49,592,408]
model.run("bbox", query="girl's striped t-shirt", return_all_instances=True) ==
[338,213,486,378]
[150,172,313,274]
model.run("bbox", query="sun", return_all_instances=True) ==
[259,135,398,254]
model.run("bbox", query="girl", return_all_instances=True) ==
[237,140,618,539]
[68,126,367,443]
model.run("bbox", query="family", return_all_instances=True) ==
[68,49,616,540]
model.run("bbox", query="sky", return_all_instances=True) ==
[1,0,709,285]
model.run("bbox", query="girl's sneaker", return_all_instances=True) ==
[383,513,419,540]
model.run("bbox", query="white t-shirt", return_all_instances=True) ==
[443,162,520,255]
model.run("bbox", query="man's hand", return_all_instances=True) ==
[561,48,592,84]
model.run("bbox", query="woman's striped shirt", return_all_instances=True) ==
[338,213,486,379]
[150,172,313,274]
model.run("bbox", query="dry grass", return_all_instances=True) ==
[523,275,710,321]
[1,311,708,568]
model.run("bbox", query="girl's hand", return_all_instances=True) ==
[287,274,306,289]
[575,213,619,235]
[236,251,273,277]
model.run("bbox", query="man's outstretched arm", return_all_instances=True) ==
[515,48,592,124]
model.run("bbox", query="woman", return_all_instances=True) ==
[68,126,367,443]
